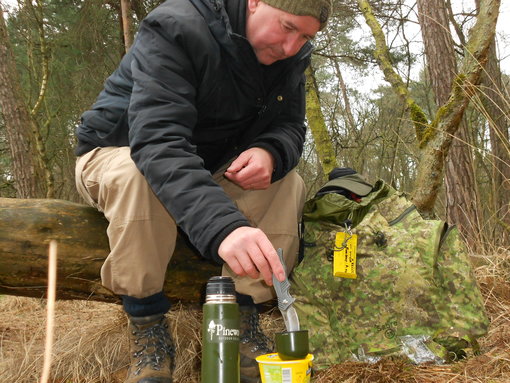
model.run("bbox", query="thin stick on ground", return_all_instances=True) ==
[39,240,57,383]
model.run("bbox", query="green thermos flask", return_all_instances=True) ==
[201,276,240,383]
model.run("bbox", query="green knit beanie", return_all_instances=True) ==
[262,0,332,30]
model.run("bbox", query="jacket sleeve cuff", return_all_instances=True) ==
[207,221,252,265]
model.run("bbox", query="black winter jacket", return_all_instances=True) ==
[75,0,312,263]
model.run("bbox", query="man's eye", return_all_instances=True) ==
[282,24,293,31]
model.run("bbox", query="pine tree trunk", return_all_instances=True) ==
[0,5,46,198]
[411,0,500,215]
[417,0,482,246]
[26,0,55,199]
[480,40,510,245]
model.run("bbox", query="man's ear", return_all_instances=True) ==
[247,0,261,13]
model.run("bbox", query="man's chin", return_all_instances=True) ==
[257,53,283,65]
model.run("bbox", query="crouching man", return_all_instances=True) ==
[74,0,331,381]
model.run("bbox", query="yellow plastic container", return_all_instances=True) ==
[256,353,313,383]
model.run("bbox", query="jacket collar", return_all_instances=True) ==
[224,0,246,36]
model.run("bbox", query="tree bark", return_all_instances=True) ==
[0,198,221,303]
[479,39,510,244]
[120,0,133,52]
[0,4,46,198]
[358,0,500,215]
[416,0,457,101]
[305,65,338,176]
[25,0,55,198]
[411,0,500,214]
[417,0,483,246]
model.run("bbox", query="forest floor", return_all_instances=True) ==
[0,250,509,383]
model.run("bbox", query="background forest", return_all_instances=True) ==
[0,0,509,382]
[1,0,509,250]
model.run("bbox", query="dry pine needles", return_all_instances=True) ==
[0,250,508,383]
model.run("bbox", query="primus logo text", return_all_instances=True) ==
[207,320,240,341]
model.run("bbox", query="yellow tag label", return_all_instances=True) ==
[333,232,357,279]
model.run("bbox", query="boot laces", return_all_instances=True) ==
[241,311,273,353]
[131,319,175,376]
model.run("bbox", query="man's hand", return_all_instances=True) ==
[218,227,286,286]
[224,148,275,190]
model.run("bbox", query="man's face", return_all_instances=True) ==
[245,0,321,65]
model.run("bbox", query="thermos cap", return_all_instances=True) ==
[206,276,236,296]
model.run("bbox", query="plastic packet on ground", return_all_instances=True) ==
[399,335,445,364]
[352,335,446,365]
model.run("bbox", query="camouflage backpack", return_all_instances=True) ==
[290,174,489,369]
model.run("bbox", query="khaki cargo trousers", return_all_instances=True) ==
[75,147,305,303]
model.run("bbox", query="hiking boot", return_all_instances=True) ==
[239,305,274,383]
[125,313,175,383]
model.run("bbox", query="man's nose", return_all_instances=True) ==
[282,34,304,58]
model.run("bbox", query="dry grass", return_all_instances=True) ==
[0,250,508,383]
[0,298,128,383]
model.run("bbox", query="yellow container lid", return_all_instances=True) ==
[256,353,314,364]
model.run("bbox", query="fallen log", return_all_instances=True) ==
[0,197,221,303]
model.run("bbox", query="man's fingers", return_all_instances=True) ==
[260,243,285,282]
[226,153,249,174]
[239,253,261,280]
[218,227,285,285]
[225,248,261,280]
[225,148,274,187]
[226,163,254,179]
[224,256,246,278]
[250,235,285,283]
[247,248,274,286]
[226,168,271,190]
